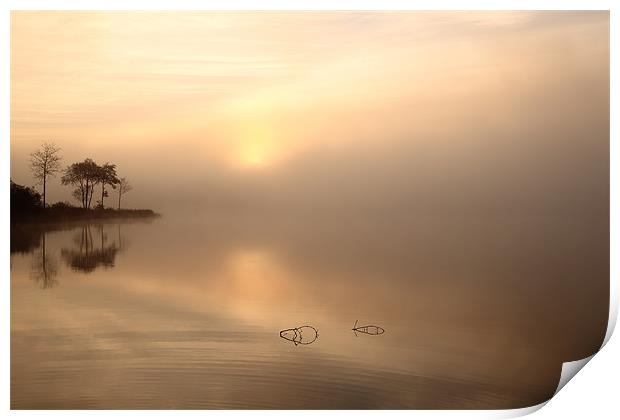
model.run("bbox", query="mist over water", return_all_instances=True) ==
[11,208,608,408]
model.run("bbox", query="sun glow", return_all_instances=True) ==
[234,122,279,169]
[239,141,269,168]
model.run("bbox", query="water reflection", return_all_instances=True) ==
[60,224,123,273]
[10,214,608,409]
[10,221,131,284]
[30,233,58,289]
[352,320,385,336]
[280,325,319,346]
[11,224,50,254]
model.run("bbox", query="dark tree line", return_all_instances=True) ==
[27,142,133,210]
[10,180,42,218]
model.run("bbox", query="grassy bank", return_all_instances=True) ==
[12,206,160,224]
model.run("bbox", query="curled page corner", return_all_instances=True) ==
[602,295,618,348]
[545,294,618,402]
[491,355,596,419]
[553,355,595,396]
[491,401,548,418]
[495,306,616,418]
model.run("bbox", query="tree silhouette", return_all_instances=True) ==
[97,163,119,209]
[30,142,62,208]
[10,180,42,218]
[61,159,100,209]
[117,177,133,210]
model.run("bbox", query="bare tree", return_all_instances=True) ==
[117,177,133,210]
[30,142,62,208]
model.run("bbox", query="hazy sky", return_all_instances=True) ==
[11,11,609,214]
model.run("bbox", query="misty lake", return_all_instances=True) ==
[10,213,608,409]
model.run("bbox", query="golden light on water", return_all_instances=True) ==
[227,249,285,300]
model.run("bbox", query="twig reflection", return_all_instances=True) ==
[279,325,319,346]
[352,320,385,337]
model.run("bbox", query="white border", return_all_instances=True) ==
[2,1,617,419]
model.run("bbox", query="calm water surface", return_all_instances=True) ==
[10,213,608,409]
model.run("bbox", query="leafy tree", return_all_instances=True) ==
[97,163,119,209]
[10,180,42,218]
[61,158,100,209]
[117,177,133,210]
[29,142,62,208]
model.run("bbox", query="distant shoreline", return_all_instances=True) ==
[11,208,160,224]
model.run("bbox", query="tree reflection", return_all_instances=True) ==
[30,233,59,289]
[12,224,45,254]
[61,224,123,273]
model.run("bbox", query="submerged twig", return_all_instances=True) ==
[279,325,319,346]
[352,320,385,336]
